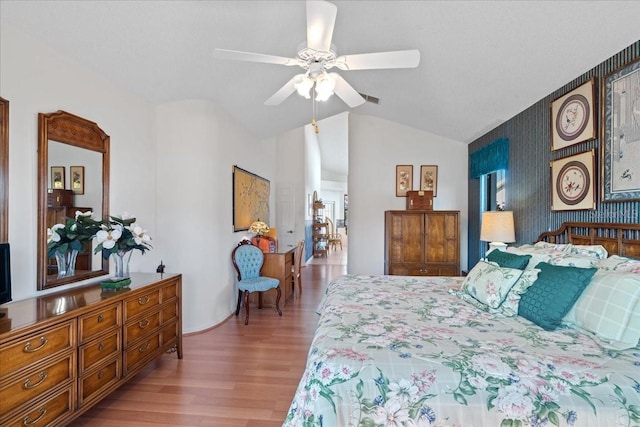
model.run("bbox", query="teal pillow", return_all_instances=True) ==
[487,250,531,270]
[518,262,596,330]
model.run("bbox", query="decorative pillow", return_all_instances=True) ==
[506,247,553,270]
[487,249,531,270]
[596,255,640,273]
[451,268,540,317]
[564,271,640,348]
[518,262,597,331]
[533,241,570,251]
[568,244,608,260]
[461,261,523,309]
[547,252,598,268]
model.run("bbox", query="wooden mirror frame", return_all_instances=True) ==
[0,98,8,243]
[37,110,110,290]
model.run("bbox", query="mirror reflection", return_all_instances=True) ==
[38,110,110,290]
[46,142,103,277]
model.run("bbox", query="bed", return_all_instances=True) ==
[283,223,640,427]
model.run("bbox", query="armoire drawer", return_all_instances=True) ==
[0,352,74,417]
[0,321,75,378]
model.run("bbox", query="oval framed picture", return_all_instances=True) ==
[550,79,596,151]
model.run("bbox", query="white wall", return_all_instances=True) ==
[1,24,158,299]
[156,100,275,332]
[347,114,469,275]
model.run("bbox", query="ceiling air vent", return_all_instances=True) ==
[358,93,380,105]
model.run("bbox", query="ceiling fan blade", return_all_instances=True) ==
[335,49,420,70]
[264,76,298,106]
[307,0,337,52]
[330,73,365,108]
[214,48,299,66]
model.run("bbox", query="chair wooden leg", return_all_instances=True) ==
[275,286,283,316]
[243,290,250,325]
[235,290,242,316]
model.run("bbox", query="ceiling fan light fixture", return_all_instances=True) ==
[314,72,335,102]
[293,74,313,98]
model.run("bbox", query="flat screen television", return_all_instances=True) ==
[0,243,12,306]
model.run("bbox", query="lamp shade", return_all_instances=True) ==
[480,211,515,244]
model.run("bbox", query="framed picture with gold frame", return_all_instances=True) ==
[50,166,65,189]
[419,165,438,196]
[551,79,596,151]
[550,149,596,211]
[395,165,413,197]
[70,166,84,195]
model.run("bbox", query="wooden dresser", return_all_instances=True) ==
[384,210,460,276]
[0,273,182,426]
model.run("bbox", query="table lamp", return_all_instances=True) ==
[480,211,515,252]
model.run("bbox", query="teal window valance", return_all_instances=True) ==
[469,137,509,178]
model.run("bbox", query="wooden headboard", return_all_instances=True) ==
[536,222,640,259]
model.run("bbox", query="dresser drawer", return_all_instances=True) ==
[79,329,121,374]
[78,356,121,406]
[124,289,160,320]
[161,281,178,302]
[0,321,74,378]
[2,384,74,427]
[161,300,178,324]
[78,303,121,344]
[124,334,160,374]
[161,321,178,346]
[0,352,74,417]
[124,310,160,346]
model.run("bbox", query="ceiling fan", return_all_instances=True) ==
[214,0,420,109]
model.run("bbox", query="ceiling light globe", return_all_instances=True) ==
[293,74,313,98]
[315,74,335,101]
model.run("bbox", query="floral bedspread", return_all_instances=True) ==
[283,274,640,427]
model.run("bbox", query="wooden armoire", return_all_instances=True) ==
[384,210,460,276]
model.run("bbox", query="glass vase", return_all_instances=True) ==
[112,251,133,279]
[55,249,79,278]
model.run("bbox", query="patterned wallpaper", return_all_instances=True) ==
[468,41,640,266]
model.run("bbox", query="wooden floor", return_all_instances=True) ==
[74,255,347,426]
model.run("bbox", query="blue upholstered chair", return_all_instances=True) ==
[231,240,282,325]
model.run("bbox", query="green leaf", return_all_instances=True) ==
[453,391,468,405]
[614,384,627,405]
[548,411,560,426]
[500,419,513,427]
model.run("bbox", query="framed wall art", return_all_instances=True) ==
[232,165,270,231]
[70,166,85,194]
[550,149,596,211]
[50,166,65,189]
[395,165,413,197]
[419,165,438,196]
[551,79,596,151]
[601,57,640,202]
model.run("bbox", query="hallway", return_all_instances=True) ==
[306,227,347,267]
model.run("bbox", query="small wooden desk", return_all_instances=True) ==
[249,247,295,309]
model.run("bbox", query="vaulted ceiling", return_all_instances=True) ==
[2,1,640,146]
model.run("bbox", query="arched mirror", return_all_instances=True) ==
[0,97,8,243]
[37,111,110,290]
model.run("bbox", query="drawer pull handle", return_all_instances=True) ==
[97,314,104,323]
[23,407,47,426]
[138,319,150,328]
[23,371,48,390]
[98,370,104,379]
[138,342,150,353]
[138,296,150,305]
[98,342,105,351]
[23,337,48,353]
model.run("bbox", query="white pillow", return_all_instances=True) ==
[462,261,523,309]
[547,252,598,268]
[506,246,552,270]
[564,271,640,349]
[568,244,608,260]
[597,255,640,273]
